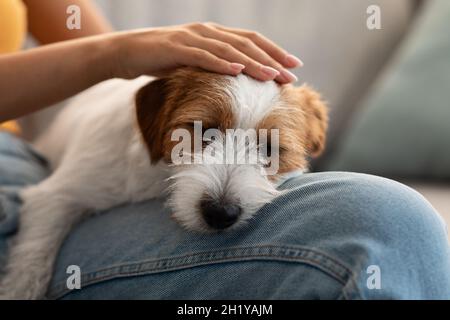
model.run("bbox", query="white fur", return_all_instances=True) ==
[226,73,280,129]
[168,131,281,232]
[0,75,288,299]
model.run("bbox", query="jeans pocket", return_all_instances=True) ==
[48,244,361,299]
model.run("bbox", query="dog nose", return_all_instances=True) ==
[200,200,241,230]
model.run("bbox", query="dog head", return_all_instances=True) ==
[136,67,328,232]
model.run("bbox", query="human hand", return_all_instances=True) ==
[108,23,303,83]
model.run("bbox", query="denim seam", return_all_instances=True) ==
[48,245,362,299]
[340,251,377,300]
[62,244,355,274]
[340,283,360,300]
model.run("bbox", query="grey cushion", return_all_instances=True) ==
[326,0,450,179]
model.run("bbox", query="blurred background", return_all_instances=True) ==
[26,0,450,224]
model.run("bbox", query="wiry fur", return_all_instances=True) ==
[168,132,281,232]
[0,67,327,299]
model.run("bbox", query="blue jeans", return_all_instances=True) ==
[1,132,449,299]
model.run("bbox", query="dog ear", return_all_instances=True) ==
[291,85,328,158]
[135,78,170,164]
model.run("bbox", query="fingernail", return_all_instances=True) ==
[285,54,304,67]
[261,66,280,79]
[230,63,245,73]
[280,69,298,83]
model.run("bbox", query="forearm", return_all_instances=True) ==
[0,22,302,121]
[0,35,113,122]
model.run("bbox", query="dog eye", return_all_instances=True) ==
[257,144,272,160]
[202,139,212,148]
[261,144,287,158]
[279,146,288,155]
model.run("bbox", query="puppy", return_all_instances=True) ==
[0,67,327,299]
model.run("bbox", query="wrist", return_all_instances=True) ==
[102,29,159,79]
[85,34,120,81]
[98,31,135,79]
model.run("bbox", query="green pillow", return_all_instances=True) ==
[327,0,450,179]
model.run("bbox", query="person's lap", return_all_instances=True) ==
[1,132,449,299]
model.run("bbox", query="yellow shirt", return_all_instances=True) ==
[0,0,27,133]
[0,0,27,53]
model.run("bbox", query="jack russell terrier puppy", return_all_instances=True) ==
[0,67,327,299]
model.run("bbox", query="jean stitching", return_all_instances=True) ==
[48,244,361,299]
[60,244,354,276]
[50,256,350,299]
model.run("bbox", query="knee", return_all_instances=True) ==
[329,173,450,298]
[276,172,450,298]
[281,172,447,241]
[332,173,446,242]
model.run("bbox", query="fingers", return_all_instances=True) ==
[186,23,301,83]
[205,23,303,69]
[177,46,245,76]
[167,23,302,83]
[188,25,296,83]
[183,34,289,82]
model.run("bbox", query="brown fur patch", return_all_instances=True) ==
[258,84,328,175]
[280,84,328,157]
[136,68,235,163]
